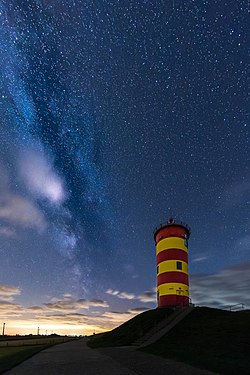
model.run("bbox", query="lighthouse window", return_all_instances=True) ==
[176,261,182,270]
[157,266,159,274]
[184,239,188,247]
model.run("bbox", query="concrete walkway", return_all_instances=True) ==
[5,339,136,375]
[6,339,217,375]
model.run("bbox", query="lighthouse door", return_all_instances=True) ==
[176,289,183,307]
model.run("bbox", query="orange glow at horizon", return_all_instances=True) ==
[4,321,111,336]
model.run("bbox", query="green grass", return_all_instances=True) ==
[141,307,250,375]
[0,345,49,374]
[88,307,174,348]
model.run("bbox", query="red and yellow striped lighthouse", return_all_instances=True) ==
[154,217,191,308]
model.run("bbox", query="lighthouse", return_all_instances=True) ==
[154,217,191,308]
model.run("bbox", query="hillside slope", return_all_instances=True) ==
[142,307,250,374]
[88,307,174,348]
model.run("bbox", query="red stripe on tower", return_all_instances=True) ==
[156,249,188,264]
[157,272,189,286]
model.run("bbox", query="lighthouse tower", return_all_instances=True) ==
[154,217,191,308]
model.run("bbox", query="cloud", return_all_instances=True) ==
[190,262,250,308]
[85,299,109,308]
[0,284,21,296]
[0,285,150,334]
[0,167,46,232]
[40,296,109,313]
[0,226,15,237]
[0,281,123,334]
[106,289,119,296]
[27,306,44,313]
[191,256,208,263]
[34,313,88,324]
[0,194,47,231]
[0,300,23,318]
[18,149,65,204]
[0,300,21,310]
[137,291,156,303]
[0,286,149,335]
[4,259,250,336]
[107,261,250,309]
[0,284,21,303]
[118,292,136,300]
[129,307,149,313]
[106,288,156,303]
[106,289,135,300]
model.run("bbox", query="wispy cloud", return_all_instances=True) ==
[137,291,156,303]
[0,226,15,237]
[190,262,250,308]
[106,288,156,303]
[191,256,208,263]
[0,283,21,297]
[0,288,146,335]
[0,167,46,232]
[43,296,109,313]
[0,301,22,316]
[18,149,65,204]
[0,284,21,304]
[117,292,136,300]
[4,260,250,336]
[0,284,23,317]
[107,261,250,309]
[106,289,120,296]
[106,289,136,300]
[129,307,149,313]
[0,194,47,231]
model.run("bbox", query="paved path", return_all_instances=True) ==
[5,339,136,375]
[6,339,216,375]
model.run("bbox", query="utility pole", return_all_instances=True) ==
[2,323,5,336]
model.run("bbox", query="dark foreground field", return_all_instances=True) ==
[0,337,75,374]
[88,307,250,374]
[0,345,48,374]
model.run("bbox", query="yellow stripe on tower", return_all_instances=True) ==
[158,260,188,275]
[158,283,189,296]
[156,237,188,255]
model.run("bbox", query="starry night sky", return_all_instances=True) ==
[0,0,249,335]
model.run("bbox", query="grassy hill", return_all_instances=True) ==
[142,307,250,374]
[88,307,174,348]
[88,306,250,374]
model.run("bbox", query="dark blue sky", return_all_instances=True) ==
[0,0,249,334]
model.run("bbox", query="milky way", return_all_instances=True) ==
[0,0,249,334]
